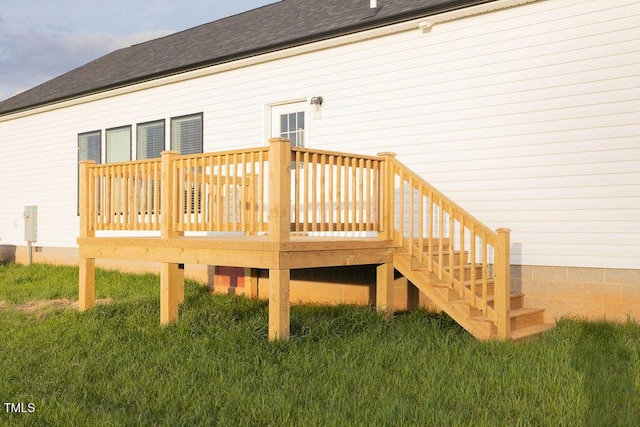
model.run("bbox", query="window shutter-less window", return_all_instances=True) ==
[171,114,202,155]
[78,130,102,214]
[137,121,165,159]
[106,126,131,162]
[79,131,101,163]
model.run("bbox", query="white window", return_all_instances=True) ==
[106,126,131,162]
[171,113,203,155]
[271,102,306,147]
[137,120,165,159]
[78,130,102,213]
[78,130,101,163]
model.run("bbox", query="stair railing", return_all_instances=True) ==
[379,153,511,338]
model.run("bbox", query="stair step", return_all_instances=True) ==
[410,251,469,266]
[448,292,525,308]
[510,323,555,341]
[448,293,524,318]
[451,263,485,276]
[392,249,553,341]
[488,293,524,310]
[510,307,545,330]
[408,237,451,248]
[408,256,494,288]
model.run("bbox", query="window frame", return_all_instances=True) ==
[78,130,102,164]
[77,130,102,215]
[170,112,203,155]
[137,119,166,160]
[105,125,132,163]
[269,101,307,148]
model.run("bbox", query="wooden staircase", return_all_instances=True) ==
[393,249,553,340]
[379,153,554,340]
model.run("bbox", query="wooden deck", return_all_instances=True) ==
[78,138,553,341]
[78,235,393,270]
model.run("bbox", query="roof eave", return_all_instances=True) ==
[0,0,496,117]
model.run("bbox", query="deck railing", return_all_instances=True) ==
[291,147,381,233]
[380,153,511,338]
[79,138,510,336]
[85,158,163,231]
[168,147,269,234]
[80,140,383,237]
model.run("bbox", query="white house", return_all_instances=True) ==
[0,0,638,323]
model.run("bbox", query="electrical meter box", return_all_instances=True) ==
[24,205,38,242]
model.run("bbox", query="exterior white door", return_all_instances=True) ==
[270,102,307,147]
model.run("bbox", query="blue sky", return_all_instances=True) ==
[0,0,278,101]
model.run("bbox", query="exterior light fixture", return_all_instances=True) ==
[310,96,324,106]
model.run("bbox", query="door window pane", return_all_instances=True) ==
[280,111,304,147]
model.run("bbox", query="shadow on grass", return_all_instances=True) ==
[570,320,640,426]
[182,284,466,343]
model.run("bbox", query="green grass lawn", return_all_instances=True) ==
[1,263,639,426]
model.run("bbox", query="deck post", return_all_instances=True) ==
[78,160,96,311]
[377,152,397,241]
[269,268,291,341]
[244,268,258,298]
[267,138,291,340]
[79,258,95,311]
[376,261,394,315]
[268,137,291,242]
[160,262,183,324]
[159,151,184,324]
[495,228,511,339]
[160,150,180,239]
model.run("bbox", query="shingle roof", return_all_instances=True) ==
[0,0,493,116]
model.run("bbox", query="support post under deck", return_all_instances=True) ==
[78,160,96,312]
[267,137,292,341]
[269,268,291,341]
[79,257,95,311]
[376,261,394,315]
[160,262,184,325]
[244,268,258,298]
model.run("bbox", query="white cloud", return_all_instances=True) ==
[0,26,173,101]
[0,0,278,102]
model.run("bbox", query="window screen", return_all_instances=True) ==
[106,126,131,162]
[78,130,101,163]
[137,120,165,159]
[171,113,203,155]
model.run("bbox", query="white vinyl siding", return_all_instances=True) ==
[0,0,637,269]
[106,126,131,162]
